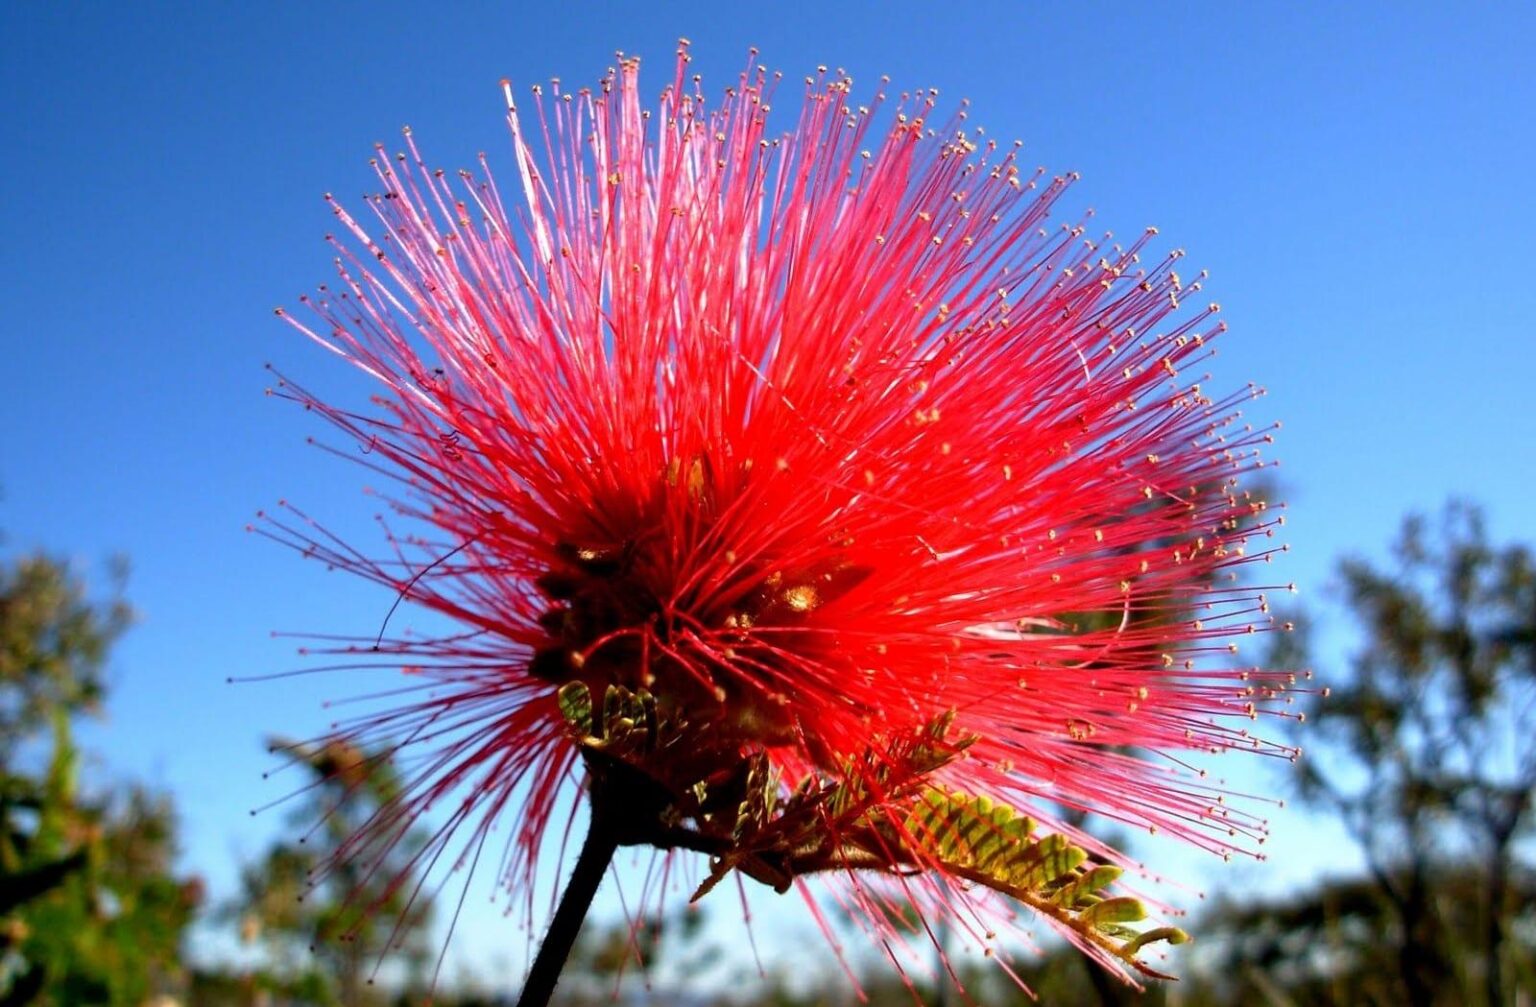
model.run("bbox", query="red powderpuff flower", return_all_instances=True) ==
[260,43,1301,1001]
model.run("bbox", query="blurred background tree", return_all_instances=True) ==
[0,552,124,765]
[0,549,200,1005]
[232,738,434,1006]
[1194,500,1536,1007]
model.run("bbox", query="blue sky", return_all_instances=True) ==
[3,0,1534,992]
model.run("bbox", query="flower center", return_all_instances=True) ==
[530,535,873,754]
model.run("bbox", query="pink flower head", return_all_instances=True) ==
[262,43,1300,994]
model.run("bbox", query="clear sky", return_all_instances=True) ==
[3,0,1534,993]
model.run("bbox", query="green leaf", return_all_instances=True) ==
[1121,926,1190,956]
[1051,864,1124,908]
[1082,897,1148,927]
[556,681,593,737]
[601,684,642,733]
[904,788,1036,872]
[733,753,777,841]
[1012,832,1087,889]
[899,788,1177,979]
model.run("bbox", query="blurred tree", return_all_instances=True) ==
[0,550,199,1005]
[0,554,127,769]
[235,738,434,1006]
[537,906,715,1007]
[1267,500,1536,1007]
[1192,865,1536,1006]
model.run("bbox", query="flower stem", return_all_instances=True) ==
[516,812,620,1007]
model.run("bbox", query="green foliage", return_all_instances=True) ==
[0,550,195,1006]
[0,554,129,765]
[556,680,594,736]
[903,788,1184,978]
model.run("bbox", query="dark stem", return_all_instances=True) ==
[516,812,620,1007]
